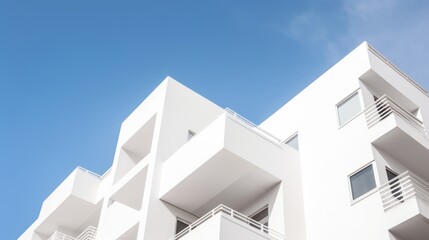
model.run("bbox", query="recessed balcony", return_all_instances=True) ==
[379,171,429,240]
[364,95,429,180]
[170,205,284,240]
[160,110,287,216]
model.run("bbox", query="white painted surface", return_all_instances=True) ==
[19,43,429,240]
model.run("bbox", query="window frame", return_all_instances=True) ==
[348,161,379,204]
[336,89,364,128]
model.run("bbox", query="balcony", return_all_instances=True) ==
[36,168,103,236]
[171,205,284,240]
[379,172,429,240]
[160,110,287,216]
[364,95,429,180]
[47,226,97,240]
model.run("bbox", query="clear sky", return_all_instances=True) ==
[2,0,429,238]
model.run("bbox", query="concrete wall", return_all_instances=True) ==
[133,78,225,240]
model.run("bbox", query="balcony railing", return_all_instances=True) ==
[363,95,427,137]
[367,44,429,97]
[225,108,282,145]
[170,204,285,240]
[47,226,97,240]
[76,166,112,180]
[379,171,429,211]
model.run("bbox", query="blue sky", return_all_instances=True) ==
[2,0,429,238]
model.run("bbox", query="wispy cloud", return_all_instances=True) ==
[342,0,429,87]
[275,10,342,62]
[277,0,429,88]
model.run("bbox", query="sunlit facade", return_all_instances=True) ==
[20,42,429,240]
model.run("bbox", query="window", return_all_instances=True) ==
[337,91,362,126]
[175,219,189,234]
[284,133,299,151]
[187,130,196,141]
[349,164,376,200]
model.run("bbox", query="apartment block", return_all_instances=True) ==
[19,42,429,240]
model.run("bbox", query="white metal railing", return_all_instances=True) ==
[76,166,111,180]
[170,204,285,240]
[379,171,429,211]
[225,108,282,145]
[367,44,429,97]
[77,166,112,179]
[47,226,97,240]
[47,231,75,240]
[363,95,427,137]
[75,226,97,240]
[77,166,102,179]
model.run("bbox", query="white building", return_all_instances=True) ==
[19,42,429,240]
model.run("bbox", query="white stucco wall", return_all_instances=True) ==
[19,43,429,240]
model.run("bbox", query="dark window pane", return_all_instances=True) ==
[386,168,403,202]
[350,165,376,200]
[176,220,189,234]
[251,207,268,222]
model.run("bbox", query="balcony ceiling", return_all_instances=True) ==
[374,126,429,182]
[160,114,287,217]
[360,70,418,112]
[391,214,429,240]
[161,149,281,216]
[36,196,102,236]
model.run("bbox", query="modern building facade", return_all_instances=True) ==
[19,42,429,240]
